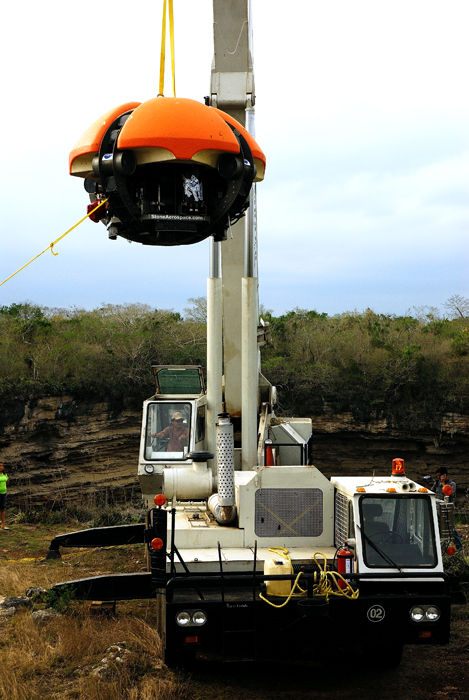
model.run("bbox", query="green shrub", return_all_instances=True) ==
[1,300,468,432]
[443,551,469,601]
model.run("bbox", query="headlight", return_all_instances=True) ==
[175,610,207,627]
[144,465,154,474]
[410,606,425,622]
[426,606,440,621]
[176,611,191,626]
[410,605,441,622]
[192,610,207,626]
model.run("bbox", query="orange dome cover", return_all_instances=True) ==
[117,97,241,160]
[69,102,141,173]
[212,107,266,169]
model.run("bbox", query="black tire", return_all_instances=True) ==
[362,641,403,668]
[165,646,196,669]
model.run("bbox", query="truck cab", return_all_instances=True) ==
[329,467,450,662]
[333,473,442,573]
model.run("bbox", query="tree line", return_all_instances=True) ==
[0,296,468,429]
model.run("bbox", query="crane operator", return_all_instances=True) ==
[151,411,189,452]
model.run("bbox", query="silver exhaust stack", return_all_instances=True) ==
[208,412,237,525]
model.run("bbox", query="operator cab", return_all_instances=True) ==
[138,366,207,501]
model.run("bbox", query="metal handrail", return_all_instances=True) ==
[167,570,451,587]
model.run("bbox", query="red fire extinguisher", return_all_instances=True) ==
[337,544,354,590]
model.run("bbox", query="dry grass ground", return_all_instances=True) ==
[0,613,188,700]
[1,521,468,700]
[0,522,188,700]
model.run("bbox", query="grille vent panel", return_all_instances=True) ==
[255,488,323,537]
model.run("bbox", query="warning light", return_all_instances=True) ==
[386,488,397,493]
[151,538,164,551]
[446,546,456,556]
[442,484,453,497]
[392,458,405,476]
[418,488,428,493]
[356,487,366,492]
[154,494,166,507]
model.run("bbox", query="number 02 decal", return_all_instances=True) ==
[367,605,385,622]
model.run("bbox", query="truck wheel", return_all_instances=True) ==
[165,646,196,669]
[362,641,403,668]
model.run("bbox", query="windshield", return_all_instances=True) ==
[360,496,437,568]
[144,402,192,461]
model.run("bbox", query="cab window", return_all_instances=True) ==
[145,403,191,461]
[360,496,437,568]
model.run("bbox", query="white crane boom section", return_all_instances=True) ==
[208,0,258,469]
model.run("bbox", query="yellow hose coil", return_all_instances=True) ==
[259,548,359,608]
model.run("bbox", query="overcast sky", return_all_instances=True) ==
[0,0,467,317]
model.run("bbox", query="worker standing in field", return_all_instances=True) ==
[432,467,463,551]
[0,461,9,530]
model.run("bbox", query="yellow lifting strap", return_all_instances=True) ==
[0,199,108,288]
[159,0,176,97]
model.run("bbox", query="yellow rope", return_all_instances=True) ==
[158,0,176,97]
[259,548,359,608]
[158,0,167,95]
[0,199,108,287]
[169,0,176,97]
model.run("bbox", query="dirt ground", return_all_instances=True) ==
[1,521,468,700]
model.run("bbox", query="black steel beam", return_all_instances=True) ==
[50,572,155,601]
[47,523,146,559]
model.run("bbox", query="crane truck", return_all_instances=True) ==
[47,0,457,668]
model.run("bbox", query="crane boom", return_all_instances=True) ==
[211,0,255,124]
[209,0,259,470]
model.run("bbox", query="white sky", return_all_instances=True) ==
[0,0,467,317]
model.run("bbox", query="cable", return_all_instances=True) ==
[0,199,108,287]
